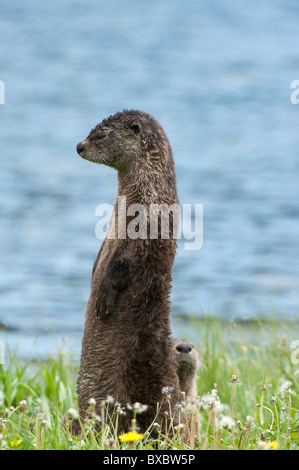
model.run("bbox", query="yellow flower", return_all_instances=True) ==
[269,440,278,450]
[118,431,143,443]
[257,440,278,450]
[10,440,22,447]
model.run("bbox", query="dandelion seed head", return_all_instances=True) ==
[186,401,198,414]
[174,423,185,434]
[199,391,220,409]
[19,400,27,411]
[278,378,293,396]
[217,415,235,430]
[230,375,240,384]
[67,408,79,420]
[105,438,116,450]
[116,405,126,416]
[132,402,148,414]
[106,395,115,405]
[88,398,96,412]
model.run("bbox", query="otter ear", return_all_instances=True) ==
[130,122,141,134]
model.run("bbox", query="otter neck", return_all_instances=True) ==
[116,161,177,207]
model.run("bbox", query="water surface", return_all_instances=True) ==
[1,0,299,357]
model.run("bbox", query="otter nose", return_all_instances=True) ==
[76,142,85,154]
[176,342,192,354]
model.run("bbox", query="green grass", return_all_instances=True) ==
[1,317,299,450]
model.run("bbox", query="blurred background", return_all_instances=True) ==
[0,0,299,358]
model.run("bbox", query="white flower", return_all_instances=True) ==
[199,392,219,409]
[19,400,27,411]
[106,395,115,404]
[230,375,240,384]
[67,408,79,419]
[217,415,235,430]
[87,398,96,412]
[127,402,148,414]
[116,405,126,416]
[134,403,148,414]
[186,402,198,415]
[278,379,293,396]
[174,423,185,433]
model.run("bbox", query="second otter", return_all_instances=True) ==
[173,338,201,402]
[76,110,181,433]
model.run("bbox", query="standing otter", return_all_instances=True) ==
[76,110,181,434]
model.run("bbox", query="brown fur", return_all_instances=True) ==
[76,110,181,434]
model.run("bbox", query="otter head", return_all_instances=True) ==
[173,338,200,382]
[76,109,169,173]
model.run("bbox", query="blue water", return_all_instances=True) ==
[1,0,299,358]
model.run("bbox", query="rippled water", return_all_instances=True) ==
[1,0,299,357]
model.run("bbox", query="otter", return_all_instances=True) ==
[172,338,200,402]
[173,338,201,439]
[76,110,181,434]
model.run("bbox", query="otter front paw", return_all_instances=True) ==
[96,284,117,320]
[95,259,129,320]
